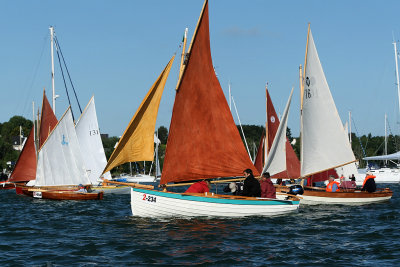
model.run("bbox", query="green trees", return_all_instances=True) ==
[0,116,33,170]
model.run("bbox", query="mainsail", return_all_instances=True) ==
[35,108,90,186]
[39,91,58,148]
[75,96,112,184]
[8,125,37,182]
[254,89,300,178]
[262,88,294,176]
[300,28,356,177]
[161,0,258,184]
[102,56,175,175]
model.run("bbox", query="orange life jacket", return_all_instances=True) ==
[362,175,376,187]
[326,181,340,192]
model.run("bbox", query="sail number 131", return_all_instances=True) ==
[142,194,157,203]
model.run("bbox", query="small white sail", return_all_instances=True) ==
[262,88,294,176]
[301,29,356,177]
[75,97,112,184]
[35,108,90,186]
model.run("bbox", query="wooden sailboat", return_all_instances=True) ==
[298,25,392,204]
[20,107,103,200]
[254,87,300,179]
[104,0,299,217]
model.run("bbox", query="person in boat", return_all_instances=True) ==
[326,176,340,192]
[340,175,356,189]
[76,184,88,193]
[260,172,276,199]
[241,169,261,197]
[350,175,357,188]
[361,172,376,193]
[185,180,211,194]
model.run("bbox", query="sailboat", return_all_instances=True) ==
[20,107,103,200]
[104,0,299,217]
[254,86,300,179]
[298,25,392,204]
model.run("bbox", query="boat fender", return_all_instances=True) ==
[288,184,304,195]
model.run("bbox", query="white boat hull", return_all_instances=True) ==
[130,188,299,217]
[114,174,159,184]
[356,168,400,184]
[300,189,393,205]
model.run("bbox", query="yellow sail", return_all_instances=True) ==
[102,55,175,174]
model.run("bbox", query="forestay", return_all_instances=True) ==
[35,108,90,186]
[75,96,111,184]
[301,29,356,177]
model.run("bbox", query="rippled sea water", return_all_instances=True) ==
[1,184,399,266]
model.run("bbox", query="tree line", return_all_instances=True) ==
[1,116,397,174]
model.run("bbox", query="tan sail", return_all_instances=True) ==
[102,56,175,174]
[161,0,259,184]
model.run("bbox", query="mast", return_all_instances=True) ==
[50,26,56,114]
[32,101,36,151]
[265,83,268,165]
[393,38,400,117]
[349,111,352,144]
[385,113,388,166]
[300,24,311,183]
[178,28,188,84]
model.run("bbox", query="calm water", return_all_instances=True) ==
[1,184,399,266]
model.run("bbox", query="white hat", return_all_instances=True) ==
[229,182,237,193]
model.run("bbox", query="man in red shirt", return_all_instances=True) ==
[185,180,211,193]
[260,172,276,198]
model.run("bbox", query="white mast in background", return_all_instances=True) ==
[49,26,57,114]
[393,38,400,118]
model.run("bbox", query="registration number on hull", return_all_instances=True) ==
[142,193,156,203]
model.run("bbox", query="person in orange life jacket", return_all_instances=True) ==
[326,176,340,192]
[241,169,261,197]
[260,172,276,198]
[361,172,376,193]
[185,180,211,193]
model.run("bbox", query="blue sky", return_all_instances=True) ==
[1,0,400,138]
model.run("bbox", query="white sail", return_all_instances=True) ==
[75,96,112,184]
[301,29,356,177]
[35,108,91,186]
[262,88,294,176]
[335,121,358,178]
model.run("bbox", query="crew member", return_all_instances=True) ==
[361,172,376,193]
[241,169,261,197]
[185,180,211,193]
[326,176,340,192]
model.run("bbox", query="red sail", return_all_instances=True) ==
[266,90,300,179]
[161,0,258,184]
[39,91,58,148]
[8,126,37,182]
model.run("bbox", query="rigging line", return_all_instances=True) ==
[351,116,366,158]
[54,43,75,121]
[54,36,82,114]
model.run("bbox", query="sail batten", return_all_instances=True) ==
[300,29,356,177]
[102,56,175,175]
[161,0,258,184]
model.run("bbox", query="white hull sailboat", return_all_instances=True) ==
[131,188,298,217]
[103,0,300,217]
[297,25,392,204]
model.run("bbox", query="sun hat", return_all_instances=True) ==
[229,182,237,193]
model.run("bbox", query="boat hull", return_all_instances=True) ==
[92,185,130,194]
[300,188,393,204]
[20,187,103,200]
[130,188,299,217]
[0,182,16,190]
